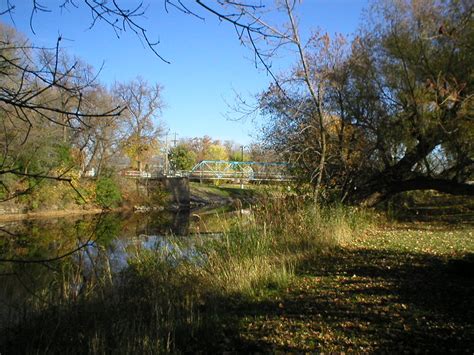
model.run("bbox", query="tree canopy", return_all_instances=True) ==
[169,144,197,171]
[0,0,472,206]
[259,0,473,204]
[0,23,164,200]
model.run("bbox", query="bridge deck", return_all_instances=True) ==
[122,160,294,182]
[188,160,293,182]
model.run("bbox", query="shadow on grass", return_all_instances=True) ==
[387,192,474,225]
[225,248,474,352]
[0,270,236,353]
[2,247,473,353]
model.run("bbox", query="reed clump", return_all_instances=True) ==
[0,199,375,353]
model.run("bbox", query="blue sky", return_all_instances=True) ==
[1,0,368,145]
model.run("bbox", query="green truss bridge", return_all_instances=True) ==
[185,160,293,182]
[122,160,294,182]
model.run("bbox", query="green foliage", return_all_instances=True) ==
[55,143,74,167]
[229,151,250,162]
[169,144,197,170]
[95,177,122,208]
[92,213,123,246]
[0,173,17,200]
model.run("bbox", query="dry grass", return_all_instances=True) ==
[0,200,374,353]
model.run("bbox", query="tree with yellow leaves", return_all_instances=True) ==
[113,77,164,172]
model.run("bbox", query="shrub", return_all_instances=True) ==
[95,177,122,208]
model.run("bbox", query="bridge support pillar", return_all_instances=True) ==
[139,177,190,209]
[161,177,190,208]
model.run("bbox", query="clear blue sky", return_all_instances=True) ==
[1,0,368,145]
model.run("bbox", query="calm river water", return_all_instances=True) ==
[0,208,229,328]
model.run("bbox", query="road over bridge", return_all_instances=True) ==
[123,160,294,183]
[187,160,293,182]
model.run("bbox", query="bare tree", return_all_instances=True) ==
[1,1,284,64]
[113,77,164,172]
[73,85,123,176]
[188,0,335,200]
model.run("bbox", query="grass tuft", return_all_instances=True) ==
[0,200,376,353]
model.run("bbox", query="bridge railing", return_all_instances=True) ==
[187,160,294,182]
[122,170,154,178]
[120,161,295,182]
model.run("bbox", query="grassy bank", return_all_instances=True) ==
[189,181,281,207]
[0,175,171,219]
[1,198,473,353]
[237,222,474,352]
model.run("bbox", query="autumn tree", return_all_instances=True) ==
[183,136,218,162]
[73,85,122,176]
[259,32,355,199]
[113,77,164,172]
[259,0,473,205]
[248,143,279,163]
[340,0,473,205]
[205,144,229,161]
[0,23,122,200]
[168,144,197,171]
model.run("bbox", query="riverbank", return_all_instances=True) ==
[189,182,269,208]
[1,201,473,353]
[0,182,265,222]
[0,207,109,222]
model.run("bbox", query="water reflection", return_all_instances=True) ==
[0,208,227,329]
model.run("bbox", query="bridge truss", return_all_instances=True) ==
[188,160,293,182]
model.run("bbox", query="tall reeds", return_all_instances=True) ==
[1,199,375,353]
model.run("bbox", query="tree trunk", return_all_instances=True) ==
[353,175,474,207]
[313,132,327,204]
[350,132,472,206]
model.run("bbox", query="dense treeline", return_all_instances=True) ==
[1,0,472,210]
[0,22,167,209]
[258,0,473,205]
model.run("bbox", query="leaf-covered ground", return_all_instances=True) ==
[204,221,474,352]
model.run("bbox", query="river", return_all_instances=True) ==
[0,207,232,330]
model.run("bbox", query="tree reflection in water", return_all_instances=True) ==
[0,208,199,329]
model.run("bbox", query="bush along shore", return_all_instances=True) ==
[0,178,268,222]
[1,198,473,353]
[0,176,126,218]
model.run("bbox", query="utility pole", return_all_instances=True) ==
[172,132,178,148]
[240,145,244,189]
[164,131,169,176]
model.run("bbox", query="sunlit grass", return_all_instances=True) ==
[355,223,474,256]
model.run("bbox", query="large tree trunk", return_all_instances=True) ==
[350,131,474,206]
[353,175,474,207]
